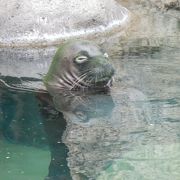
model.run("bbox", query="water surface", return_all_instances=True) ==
[0,6,180,179]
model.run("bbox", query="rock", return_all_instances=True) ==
[116,0,180,10]
[0,0,130,47]
[150,0,180,10]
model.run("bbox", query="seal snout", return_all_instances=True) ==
[92,64,114,79]
[89,58,115,83]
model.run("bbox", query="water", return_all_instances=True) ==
[0,37,179,179]
[60,41,180,179]
[0,5,180,180]
[0,91,71,179]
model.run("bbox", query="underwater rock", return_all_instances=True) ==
[97,144,180,180]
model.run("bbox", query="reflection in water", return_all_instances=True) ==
[53,91,114,124]
[0,89,72,180]
[51,90,115,179]
[1,81,179,180]
[53,89,150,179]
[50,77,179,179]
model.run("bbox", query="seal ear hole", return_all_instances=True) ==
[75,55,88,64]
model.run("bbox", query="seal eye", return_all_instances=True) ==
[104,53,109,58]
[75,55,88,64]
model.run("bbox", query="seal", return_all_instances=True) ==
[43,40,115,95]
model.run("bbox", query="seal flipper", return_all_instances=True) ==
[0,79,47,93]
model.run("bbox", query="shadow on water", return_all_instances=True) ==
[0,38,180,179]
[0,88,72,180]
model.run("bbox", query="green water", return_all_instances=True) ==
[0,140,49,180]
[0,91,72,180]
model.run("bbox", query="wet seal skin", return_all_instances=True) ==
[44,40,115,95]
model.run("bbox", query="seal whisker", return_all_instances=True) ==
[106,79,113,88]
[76,71,93,84]
[71,72,89,89]
[69,71,80,82]
[71,74,87,89]
[61,74,73,86]
[95,74,98,84]
[52,74,72,90]
[87,76,94,85]
[76,75,88,85]
[71,82,83,90]
[76,72,88,81]
[65,72,76,84]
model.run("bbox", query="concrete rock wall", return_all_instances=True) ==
[0,0,130,47]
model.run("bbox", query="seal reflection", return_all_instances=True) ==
[37,89,115,180]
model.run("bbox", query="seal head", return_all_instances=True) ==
[44,40,115,95]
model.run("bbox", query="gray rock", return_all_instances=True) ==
[149,0,180,10]
[0,0,130,47]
